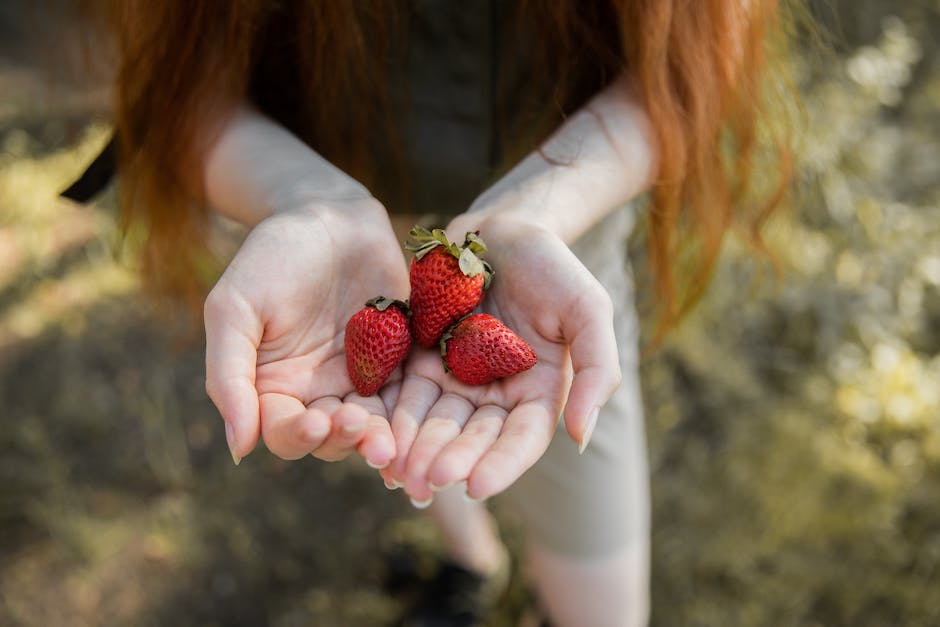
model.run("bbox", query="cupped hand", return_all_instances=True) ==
[204,198,409,467]
[381,216,622,503]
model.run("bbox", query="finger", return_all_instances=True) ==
[205,289,262,461]
[357,413,397,470]
[381,375,441,486]
[402,393,476,502]
[310,398,371,462]
[560,290,621,450]
[344,392,396,469]
[379,377,402,418]
[425,404,508,492]
[466,400,557,500]
[259,392,332,460]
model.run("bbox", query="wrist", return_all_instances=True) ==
[205,105,376,228]
[454,76,655,245]
[446,212,556,263]
[448,198,565,247]
[269,194,388,232]
[268,177,374,219]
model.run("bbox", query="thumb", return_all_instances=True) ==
[204,288,262,464]
[560,291,622,453]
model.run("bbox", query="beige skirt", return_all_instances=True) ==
[505,204,650,557]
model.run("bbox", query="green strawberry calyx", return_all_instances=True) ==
[437,313,472,373]
[405,226,494,288]
[365,296,411,316]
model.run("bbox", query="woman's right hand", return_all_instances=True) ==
[204,198,410,467]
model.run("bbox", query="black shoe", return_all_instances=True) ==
[397,560,489,627]
[389,551,511,627]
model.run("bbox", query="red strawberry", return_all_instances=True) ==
[344,297,411,396]
[441,314,537,385]
[406,226,493,347]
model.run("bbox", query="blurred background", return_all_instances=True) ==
[2,1,939,626]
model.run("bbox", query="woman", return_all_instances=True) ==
[89,1,792,625]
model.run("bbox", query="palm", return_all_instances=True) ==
[205,201,409,464]
[383,223,620,502]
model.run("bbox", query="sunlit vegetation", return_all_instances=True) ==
[1,2,938,625]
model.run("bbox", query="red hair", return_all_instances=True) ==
[97,0,794,332]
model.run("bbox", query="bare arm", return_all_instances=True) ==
[203,106,374,227]
[452,75,657,242]
[200,105,407,467]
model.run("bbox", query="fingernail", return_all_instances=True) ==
[225,422,241,466]
[367,458,390,470]
[342,422,366,434]
[579,407,600,455]
[384,478,401,490]
[461,483,483,503]
[410,496,433,509]
[429,480,454,492]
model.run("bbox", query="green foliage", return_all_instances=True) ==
[643,4,940,625]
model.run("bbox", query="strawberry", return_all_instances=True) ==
[441,314,537,385]
[406,226,493,347]
[344,296,412,396]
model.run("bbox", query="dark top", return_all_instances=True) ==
[64,1,551,216]
[382,0,530,216]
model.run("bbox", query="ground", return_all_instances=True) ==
[1,2,939,626]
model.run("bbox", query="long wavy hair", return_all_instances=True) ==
[95,0,795,336]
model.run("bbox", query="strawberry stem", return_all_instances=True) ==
[405,225,494,286]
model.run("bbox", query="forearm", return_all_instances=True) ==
[204,106,373,227]
[457,75,657,243]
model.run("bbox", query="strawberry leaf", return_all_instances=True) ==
[405,225,456,259]
[458,248,485,277]
[406,224,493,266]
[463,232,488,255]
[365,296,411,315]
[482,261,494,289]
[409,241,441,260]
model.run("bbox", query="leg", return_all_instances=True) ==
[427,483,508,578]
[508,205,650,626]
[525,538,649,627]
[509,379,650,627]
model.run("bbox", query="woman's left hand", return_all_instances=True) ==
[380,216,622,503]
